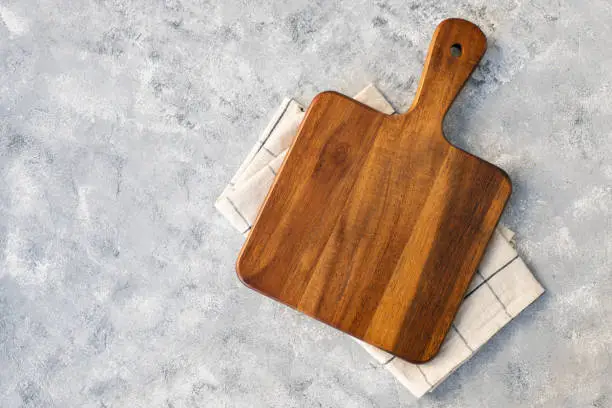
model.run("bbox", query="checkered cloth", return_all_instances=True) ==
[215,84,544,398]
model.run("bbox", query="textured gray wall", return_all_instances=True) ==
[0,0,610,407]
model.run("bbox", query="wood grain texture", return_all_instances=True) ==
[236,18,512,363]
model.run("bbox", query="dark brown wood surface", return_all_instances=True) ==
[236,18,511,363]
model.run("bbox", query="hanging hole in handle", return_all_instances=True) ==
[450,43,462,58]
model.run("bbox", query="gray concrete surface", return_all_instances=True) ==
[0,0,610,406]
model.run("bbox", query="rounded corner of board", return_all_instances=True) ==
[493,166,513,198]
[235,254,254,288]
[311,90,347,105]
[501,172,513,196]
[394,344,441,364]
[407,356,435,365]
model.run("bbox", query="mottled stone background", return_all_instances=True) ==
[0,0,610,407]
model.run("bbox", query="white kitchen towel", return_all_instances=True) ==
[215,84,544,398]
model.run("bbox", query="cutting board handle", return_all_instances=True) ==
[408,19,487,121]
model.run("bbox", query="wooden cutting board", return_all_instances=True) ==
[236,18,511,363]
